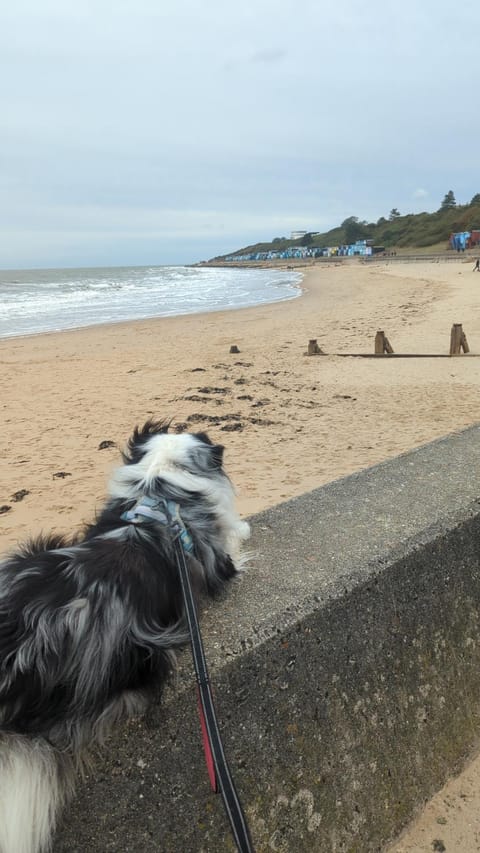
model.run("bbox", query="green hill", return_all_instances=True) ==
[213,193,480,260]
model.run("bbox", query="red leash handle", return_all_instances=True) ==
[197,687,218,793]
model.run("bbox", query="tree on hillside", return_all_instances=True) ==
[470,193,480,205]
[341,216,367,243]
[389,208,401,220]
[440,190,456,209]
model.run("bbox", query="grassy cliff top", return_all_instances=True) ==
[212,196,480,261]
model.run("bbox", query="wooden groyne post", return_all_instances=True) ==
[307,339,325,355]
[449,324,469,355]
[374,331,394,355]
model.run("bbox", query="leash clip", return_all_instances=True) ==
[164,502,195,554]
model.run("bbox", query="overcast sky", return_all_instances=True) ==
[2,0,478,269]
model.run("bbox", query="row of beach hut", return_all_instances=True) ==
[226,239,375,263]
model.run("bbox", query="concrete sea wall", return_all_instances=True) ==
[55,425,480,852]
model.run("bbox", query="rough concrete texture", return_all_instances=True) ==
[55,425,480,853]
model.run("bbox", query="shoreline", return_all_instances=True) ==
[0,264,304,343]
[0,276,305,344]
[3,251,475,344]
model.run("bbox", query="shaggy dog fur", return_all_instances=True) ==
[0,420,250,853]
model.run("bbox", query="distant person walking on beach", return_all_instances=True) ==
[474,258,480,271]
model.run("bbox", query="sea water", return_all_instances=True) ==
[0,265,302,340]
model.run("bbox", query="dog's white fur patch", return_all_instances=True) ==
[0,736,72,853]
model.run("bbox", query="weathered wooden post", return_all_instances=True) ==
[374,330,394,354]
[450,324,462,355]
[307,339,325,355]
[449,324,469,355]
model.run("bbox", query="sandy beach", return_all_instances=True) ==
[1,257,480,849]
[2,258,480,546]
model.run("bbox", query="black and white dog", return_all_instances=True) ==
[0,420,250,853]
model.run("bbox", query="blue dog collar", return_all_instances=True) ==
[121,497,194,554]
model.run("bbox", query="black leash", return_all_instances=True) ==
[170,521,255,853]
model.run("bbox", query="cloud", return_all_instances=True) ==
[413,188,429,199]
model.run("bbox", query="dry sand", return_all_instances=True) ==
[1,257,480,850]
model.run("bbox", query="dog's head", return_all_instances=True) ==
[109,420,227,501]
[107,419,250,567]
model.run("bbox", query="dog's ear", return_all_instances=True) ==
[123,419,170,464]
[188,441,224,473]
[191,433,224,469]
